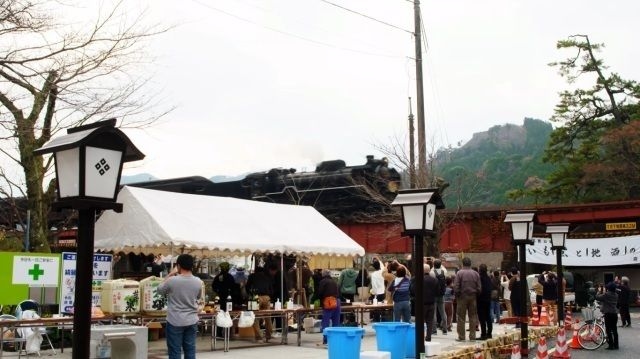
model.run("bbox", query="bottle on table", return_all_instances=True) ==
[226,295,232,312]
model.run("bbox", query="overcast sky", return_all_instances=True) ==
[115,0,640,179]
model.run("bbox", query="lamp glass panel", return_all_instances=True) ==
[528,222,534,240]
[55,148,80,198]
[84,146,123,199]
[402,204,425,231]
[550,233,565,248]
[425,203,436,231]
[511,222,529,242]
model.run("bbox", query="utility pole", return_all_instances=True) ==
[413,1,427,357]
[413,0,427,187]
[408,97,416,189]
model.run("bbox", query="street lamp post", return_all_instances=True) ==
[391,188,444,357]
[546,223,569,328]
[504,210,537,358]
[34,119,144,359]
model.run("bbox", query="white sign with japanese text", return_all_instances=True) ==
[59,252,112,313]
[12,255,60,286]
[524,236,640,266]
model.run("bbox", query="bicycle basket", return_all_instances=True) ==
[581,307,595,322]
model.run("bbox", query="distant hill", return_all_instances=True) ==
[210,174,246,183]
[121,173,158,184]
[434,117,556,208]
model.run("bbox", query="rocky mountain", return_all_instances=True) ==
[435,117,556,208]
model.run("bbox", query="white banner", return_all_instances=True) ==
[524,236,640,266]
[12,255,60,286]
[59,252,112,314]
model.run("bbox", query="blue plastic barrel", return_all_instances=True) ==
[325,327,365,359]
[404,323,426,358]
[372,322,411,359]
[405,324,416,358]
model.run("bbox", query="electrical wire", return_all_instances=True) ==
[190,0,407,59]
[318,0,413,35]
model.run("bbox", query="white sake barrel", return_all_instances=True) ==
[140,276,167,316]
[100,279,140,314]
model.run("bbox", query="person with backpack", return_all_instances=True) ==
[430,259,448,335]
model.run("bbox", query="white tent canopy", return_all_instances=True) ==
[94,186,365,258]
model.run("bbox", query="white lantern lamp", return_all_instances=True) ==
[390,188,445,235]
[504,210,537,245]
[546,223,569,250]
[34,118,144,210]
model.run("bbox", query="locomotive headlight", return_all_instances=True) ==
[387,181,399,193]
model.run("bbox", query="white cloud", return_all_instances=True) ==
[61,0,640,179]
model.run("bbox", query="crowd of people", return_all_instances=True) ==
[156,253,634,356]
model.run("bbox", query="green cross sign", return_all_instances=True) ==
[28,263,45,280]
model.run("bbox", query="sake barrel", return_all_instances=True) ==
[140,276,167,316]
[100,279,140,314]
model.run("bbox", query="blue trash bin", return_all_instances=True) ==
[405,323,426,358]
[325,327,365,359]
[372,322,411,359]
[406,324,416,358]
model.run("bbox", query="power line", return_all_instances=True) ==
[190,0,406,59]
[318,0,413,35]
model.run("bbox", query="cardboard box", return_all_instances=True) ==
[147,322,162,341]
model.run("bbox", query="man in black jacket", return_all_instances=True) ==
[411,263,440,342]
[318,269,340,345]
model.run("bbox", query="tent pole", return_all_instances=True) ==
[361,255,365,300]
[280,255,284,304]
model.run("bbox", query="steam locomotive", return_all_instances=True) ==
[130,155,402,221]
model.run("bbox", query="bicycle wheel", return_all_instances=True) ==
[577,323,606,350]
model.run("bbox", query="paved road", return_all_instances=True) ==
[24,308,640,358]
[565,320,639,358]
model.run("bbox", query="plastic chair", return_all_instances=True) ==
[15,300,56,355]
[0,314,27,357]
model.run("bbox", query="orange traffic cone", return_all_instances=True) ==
[568,318,581,349]
[564,306,573,331]
[530,303,540,326]
[552,327,571,358]
[511,342,521,359]
[539,305,550,326]
[536,336,549,359]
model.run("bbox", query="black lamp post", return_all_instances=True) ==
[504,210,536,358]
[34,119,144,359]
[546,223,569,328]
[391,188,444,357]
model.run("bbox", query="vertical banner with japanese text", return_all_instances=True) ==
[59,252,112,313]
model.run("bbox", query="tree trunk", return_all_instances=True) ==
[20,129,51,253]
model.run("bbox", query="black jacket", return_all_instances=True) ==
[410,274,439,305]
[246,269,273,297]
[617,284,631,308]
[539,274,558,301]
[478,273,493,302]
[317,275,339,304]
